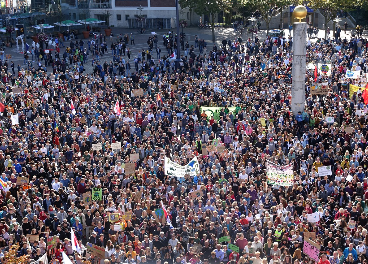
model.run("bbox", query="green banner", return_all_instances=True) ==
[229,244,239,252]
[219,236,230,243]
[200,107,239,121]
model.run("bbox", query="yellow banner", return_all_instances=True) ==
[349,84,366,98]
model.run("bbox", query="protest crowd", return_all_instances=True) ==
[0,26,366,264]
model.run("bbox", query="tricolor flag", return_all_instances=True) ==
[71,101,76,115]
[161,201,173,229]
[114,101,121,116]
[71,228,82,254]
[62,252,74,264]
[0,179,7,190]
[314,65,318,82]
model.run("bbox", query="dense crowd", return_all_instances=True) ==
[0,25,366,264]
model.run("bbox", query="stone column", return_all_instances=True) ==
[291,22,307,115]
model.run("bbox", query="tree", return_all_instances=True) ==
[308,0,362,38]
[248,0,279,34]
[179,0,230,42]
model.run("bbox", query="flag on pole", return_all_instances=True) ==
[114,101,121,116]
[62,252,74,264]
[0,102,5,112]
[314,65,318,82]
[71,228,82,254]
[363,84,368,105]
[37,253,48,264]
[71,101,76,115]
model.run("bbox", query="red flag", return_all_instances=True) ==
[363,84,368,105]
[0,103,5,113]
[157,93,163,103]
[314,66,318,82]
[70,101,76,114]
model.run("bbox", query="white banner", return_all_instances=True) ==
[346,70,360,79]
[318,166,332,176]
[164,156,200,178]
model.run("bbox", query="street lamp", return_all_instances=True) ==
[248,16,257,41]
[175,0,181,70]
[137,5,144,32]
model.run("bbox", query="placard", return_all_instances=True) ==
[92,143,102,151]
[12,87,22,94]
[318,166,332,176]
[27,234,39,243]
[86,242,106,259]
[189,190,202,200]
[82,192,92,205]
[155,208,164,218]
[325,117,334,124]
[219,236,230,243]
[125,162,135,175]
[304,232,316,240]
[217,145,226,153]
[307,212,320,223]
[111,142,121,150]
[130,153,139,162]
[113,224,123,231]
[311,82,329,95]
[92,188,102,201]
[11,114,19,125]
[47,236,58,251]
[345,127,354,134]
[108,213,120,223]
[202,147,208,155]
[229,244,239,253]
[303,239,320,262]
[132,88,144,97]
[16,176,29,186]
[122,211,132,220]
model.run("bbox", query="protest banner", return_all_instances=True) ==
[92,143,102,151]
[16,176,29,186]
[266,161,294,186]
[346,70,360,79]
[82,192,92,205]
[219,236,230,243]
[111,142,121,150]
[125,162,135,175]
[164,156,200,178]
[108,213,120,223]
[200,107,238,121]
[311,82,329,95]
[318,63,332,76]
[27,234,39,243]
[130,153,139,162]
[303,239,320,262]
[92,188,102,201]
[86,242,106,259]
[229,244,240,253]
[349,84,366,98]
[132,88,144,97]
[318,166,332,176]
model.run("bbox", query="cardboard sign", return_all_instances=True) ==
[92,188,102,201]
[318,166,332,176]
[229,244,239,253]
[122,211,132,220]
[125,162,135,175]
[345,127,354,134]
[132,88,144,97]
[12,87,22,94]
[16,176,29,186]
[304,232,316,240]
[219,236,230,243]
[111,142,121,150]
[113,224,123,231]
[130,153,139,162]
[108,213,120,223]
[27,234,39,243]
[86,242,106,259]
[303,239,320,262]
[82,192,92,205]
[217,145,226,153]
[47,236,58,251]
[92,143,102,151]
[189,190,202,200]
[325,117,334,124]
[155,208,164,218]
[202,147,208,155]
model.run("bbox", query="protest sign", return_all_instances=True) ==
[349,84,366,98]
[92,188,102,201]
[266,161,294,186]
[132,88,144,97]
[130,153,139,162]
[219,236,230,243]
[125,162,135,175]
[16,176,29,186]
[82,192,92,205]
[86,242,106,259]
[318,63,332,76]
[345,127,354,134]
[155,208,164,218]
[307,212,320,223]
[113,224,123,231]
[164,156,200,178]
[202,147,208,155]
[229,244,240,252]
[189,190,202,200]
[27,234,39,243]
[111,142,121,150]
[122,211,132,220]
[325,117,334,124]
[108,213,120,223]
[217,145,226,153]
[303,239,320,262]
[12,87,22,94]
[92,143,102,151]
[304,232,316,240]
[200,107,238,121]
[47,236,58,252]
[346,70,360,79]
[311,83,329,95]
[11,114,19,125]
[318,166,332,176]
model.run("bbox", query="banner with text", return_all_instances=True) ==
[164,156,200,178]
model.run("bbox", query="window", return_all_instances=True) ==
[117,14,121,20]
